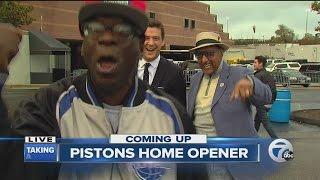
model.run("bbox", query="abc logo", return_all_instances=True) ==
[268,139,294,162]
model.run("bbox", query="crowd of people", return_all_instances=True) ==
[0,2,278,180]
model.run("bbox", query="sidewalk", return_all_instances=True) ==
[291,109,320,127]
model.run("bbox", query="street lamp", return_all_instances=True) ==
[306,8,311,35]
[226,17,229,33]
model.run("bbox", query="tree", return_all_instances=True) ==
[299,33,320,45]
[273,24,295,43]
[0,1,34,27]
[312,1,320,32]
[233,38,265,45]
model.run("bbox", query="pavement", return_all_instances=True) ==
[291,109,320,126]
[260,121,320,180]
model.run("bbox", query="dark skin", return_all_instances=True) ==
[196,45,253,102]
[81,17,143,105]
[0,23,22,74]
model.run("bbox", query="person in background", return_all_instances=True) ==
[188,31,273,179]
[253,55,278,138]
[138,19,186,106]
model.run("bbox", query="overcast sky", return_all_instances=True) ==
[202,1,319,40]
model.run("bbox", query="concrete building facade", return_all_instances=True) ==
[231,44,320,62]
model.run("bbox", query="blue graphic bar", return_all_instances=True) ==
[58,143,258,163]
[24,144,58,162]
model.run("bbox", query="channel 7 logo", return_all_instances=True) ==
[268,139,294,162]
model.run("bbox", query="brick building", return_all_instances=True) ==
[18,1,232,71]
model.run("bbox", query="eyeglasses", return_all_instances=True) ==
[194,51,216,59]
[83,22,138,41]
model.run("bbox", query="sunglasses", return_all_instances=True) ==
[83,21,138,41]
[194,51,216,59]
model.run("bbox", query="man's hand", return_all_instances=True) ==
[0,23,22,74]
[230,76,253,102]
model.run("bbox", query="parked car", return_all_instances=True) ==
[299,63,320,73]
[239,64,254,73]
[182,60,201,86]
[299,63,320,83]
[266,62,301,72]
[266,59,285,67]
[223,50,246,65]
[286,59,308,64]
[272,68,311,87]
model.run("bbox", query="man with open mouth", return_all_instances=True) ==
[0,2,195,180]
[187,32,273,179]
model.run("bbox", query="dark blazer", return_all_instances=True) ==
[151,56,186,107]
[254,68,277,102]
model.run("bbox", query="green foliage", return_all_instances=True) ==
[234,24,297,45]
[312,1,320,32]
[272,24,295,43]
[0,1,34,27]
[299,33,320,45]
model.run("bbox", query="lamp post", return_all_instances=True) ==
[306,8,311,35]
[226,17,229,33]
[252,25,256,45]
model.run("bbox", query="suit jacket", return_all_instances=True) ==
[187,61,273,180]
[151,56,186,107]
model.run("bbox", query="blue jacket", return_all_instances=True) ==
[187,61,272,137]
[187,62,273,180]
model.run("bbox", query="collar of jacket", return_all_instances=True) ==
[85,74,146,108]
[254,68,266,74]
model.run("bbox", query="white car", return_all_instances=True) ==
[266,62,301,72]
[266,59,285,67]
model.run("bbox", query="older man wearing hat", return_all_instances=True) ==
[0,2,194,180]
[187,32,273,179]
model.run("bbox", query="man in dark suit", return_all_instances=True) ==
[138,20,186,106]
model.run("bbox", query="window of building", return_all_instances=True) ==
[213,15,217,22]
[184,18,189,28]
[149,12,155,19]
[191,20,195,29]
[207,6,210,12]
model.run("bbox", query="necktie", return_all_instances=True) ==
[143,63,151,85]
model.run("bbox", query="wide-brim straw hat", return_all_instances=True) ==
[189,32,229,52]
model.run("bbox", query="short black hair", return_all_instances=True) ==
[255,55,267,67]
[147,19,165,40]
